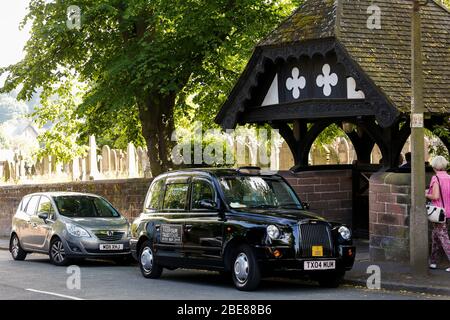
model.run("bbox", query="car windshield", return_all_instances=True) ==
[54,196,120,218]
[219,176,303,210]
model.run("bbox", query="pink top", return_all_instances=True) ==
[428,171,450,218]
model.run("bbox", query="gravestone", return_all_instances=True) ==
[127,143,137,178]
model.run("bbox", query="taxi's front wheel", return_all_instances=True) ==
[139,241,163,279]
[231,244,261,291]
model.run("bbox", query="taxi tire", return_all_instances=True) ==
[139,241,163,279]
[10,234,27,261]
[231,245,261,291]
[317,271,344,288]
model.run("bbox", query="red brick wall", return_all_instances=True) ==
[0,169,354,237]
[279,169,353,226]
[369,172,436,262]
[0,179,153,237]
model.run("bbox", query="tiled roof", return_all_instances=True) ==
[258,0,450,114]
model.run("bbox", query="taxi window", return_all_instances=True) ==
[145,179,164,210]
[191,179,215,210]
[163,183,189,210]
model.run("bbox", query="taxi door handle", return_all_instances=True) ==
[185,225,193,232]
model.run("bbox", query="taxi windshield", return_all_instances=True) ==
[219,176,303,210]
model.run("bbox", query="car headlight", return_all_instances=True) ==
[267,225,281,240]
[338,226,351,240]
[67,224,91,238]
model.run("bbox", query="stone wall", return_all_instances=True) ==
[0,179,152,237]
[280,169,353,226]
[369,172,435,262]
[0,169,354,237]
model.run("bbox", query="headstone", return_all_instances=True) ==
[338,137,350,164]
[127,143,137,178]
[72,157,81,181]
[102,145,111,174]
[87,135,99,180]
[111,149,118,173]
[42,156,51,175]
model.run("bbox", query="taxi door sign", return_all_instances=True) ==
[160,224,182,244]
[312,246,324,257]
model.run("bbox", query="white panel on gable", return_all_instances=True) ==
[347,77,365,99]
[261,74,279,106]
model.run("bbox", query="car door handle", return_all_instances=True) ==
[185,225,193,232]
[32,223,38,228]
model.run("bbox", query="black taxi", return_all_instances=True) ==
[130,167,355,291]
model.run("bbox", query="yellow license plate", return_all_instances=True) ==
[312,246,323,257]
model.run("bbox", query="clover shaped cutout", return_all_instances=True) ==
[316,64,338,97]
[286,67,306,99]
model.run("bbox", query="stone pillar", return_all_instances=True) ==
[87,135,99,180]
[127,143,137,178]
[369,172,434,262]
[72,157,81,181]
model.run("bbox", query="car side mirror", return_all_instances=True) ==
[199,199,218,211]
[38,212,48,221]
[302,202,310,210]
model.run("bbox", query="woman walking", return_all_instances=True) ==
[426,156,450,271]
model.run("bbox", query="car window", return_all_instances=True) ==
[19,196,31,212]
[191,179,215,210]
[37,196,56,220]
[54,196,120,218]
[145,179,164,210]
[163,183,189,210]
[25,196,40,216]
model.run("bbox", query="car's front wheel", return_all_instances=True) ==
[10,234,27,261]
[49,238,71,266]
[139,241,163,279]
[231,244,261,291]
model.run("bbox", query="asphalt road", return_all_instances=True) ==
[0,250,447,300]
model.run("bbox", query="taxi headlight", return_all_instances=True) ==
[338,226,351,240]
[267,225,281,240]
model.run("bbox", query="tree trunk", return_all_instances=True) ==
[138,92,176,177]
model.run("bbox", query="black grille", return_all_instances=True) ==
[299,223,333,257]
[95,231,124,242]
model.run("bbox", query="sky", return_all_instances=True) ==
[0,0,31,85]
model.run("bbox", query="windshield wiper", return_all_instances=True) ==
[278,203,303,209]
[249,204,278,209]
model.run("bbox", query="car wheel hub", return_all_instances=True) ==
[11,237,19,257]
[234,253,249,283]
[51,241,65,263]
[141,247,153,272]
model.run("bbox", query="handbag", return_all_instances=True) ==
[427,176,446,223]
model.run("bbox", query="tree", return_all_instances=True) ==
[1,0,299,176]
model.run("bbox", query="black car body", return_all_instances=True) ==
[130,168,355,291]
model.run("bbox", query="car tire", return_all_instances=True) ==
[10,234,27,261]
[231,244,261,291]
[139,241,163,279]
[317,271,344,288]
[49,238,71,266]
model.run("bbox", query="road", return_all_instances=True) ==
[0,250,447,300]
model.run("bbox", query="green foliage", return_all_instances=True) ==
[31,78,88,163]
[1,0,301,172]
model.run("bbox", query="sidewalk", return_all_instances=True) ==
[344,239,450,296]
[1,236,449,296]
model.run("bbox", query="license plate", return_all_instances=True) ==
[312,246,323,257]
[304,260,336,270]
[99,244,123,251]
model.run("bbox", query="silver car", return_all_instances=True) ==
[9,192,131,266]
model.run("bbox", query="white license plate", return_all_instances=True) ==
[99,244,123,251]
[304,260,336,270]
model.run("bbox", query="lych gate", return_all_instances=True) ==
[215,0,450,250]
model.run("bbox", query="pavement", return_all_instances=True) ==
[1,236,449,297]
